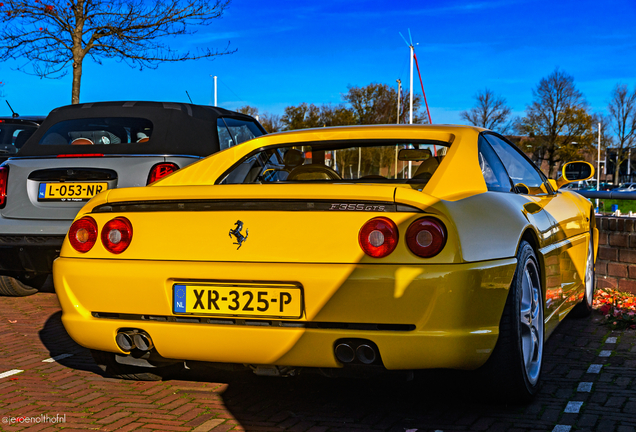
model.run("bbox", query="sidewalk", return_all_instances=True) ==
[0,289,634,431]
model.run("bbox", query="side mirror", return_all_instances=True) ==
[555,161,595,190]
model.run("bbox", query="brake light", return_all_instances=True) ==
[359,217,399,258]
[101,217,133,254]
[405,217,447,258]
[68,216,98,253]
[57,154,104,158]
[147,163,179,185]
[0,166,7,208]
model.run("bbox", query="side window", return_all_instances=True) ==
[478,136,512,192]
[484,134,546,190]
[221,149,283,184]
[217,118,264,151]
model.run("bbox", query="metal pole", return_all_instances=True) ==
[629,147,632,179]
[409,46,413,125]
[395,79,401,179]
[214,76,218,107]
[597,122,601,191]
[396,79,401,124]
[408,46,413,178]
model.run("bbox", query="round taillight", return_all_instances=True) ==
[101,217,133,254]
[359,217,399,258]
[68,216,98,253]
[406,217,446,258]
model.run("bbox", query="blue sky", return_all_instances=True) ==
[2,0,635,125]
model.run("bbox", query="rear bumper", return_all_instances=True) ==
[54,257,517,370]
[0,235,64,274]
[0,216,70,275]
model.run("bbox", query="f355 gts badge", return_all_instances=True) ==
[229,220,249,250]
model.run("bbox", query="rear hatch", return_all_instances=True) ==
[1,156,185,220]
[79,183,452,265]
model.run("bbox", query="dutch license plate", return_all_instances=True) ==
[173,283,303,319]
[38,182,107,202]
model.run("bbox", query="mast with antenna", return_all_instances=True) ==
[399,30,432,125]
[399,31,415,125]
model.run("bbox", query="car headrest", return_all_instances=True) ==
[68,130,122,145]
[14,130,34,149]
[283,149,305,169]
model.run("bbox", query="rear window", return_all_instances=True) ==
[220,140,450,185]
[217,117,264,150]
[39,117,153,146]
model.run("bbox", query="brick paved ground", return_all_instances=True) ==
[0,282,635,431]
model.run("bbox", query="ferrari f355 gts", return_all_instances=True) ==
[54,125,597,400]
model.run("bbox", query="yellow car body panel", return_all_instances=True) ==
[54,256,516,370]
[54,124,597,372]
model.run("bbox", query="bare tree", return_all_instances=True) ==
[281,103,322,130]
[516,69,593,177]
[259,112,282,133]
[235,105,282,133]
[460,88,512,133]
[608,84,636,182]
[0,0,234,104]
[344,83,426,125]
[236,105,258,117]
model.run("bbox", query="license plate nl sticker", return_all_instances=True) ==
[38,182,108,202]
[173,283,303,319]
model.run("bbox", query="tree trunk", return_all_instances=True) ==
[71,58,83,104]
[546,146,557,179]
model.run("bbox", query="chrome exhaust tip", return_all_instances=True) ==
[115,332,135,351]
[133,333,154,351]
[335,343,355,363]
[356,344,376,364]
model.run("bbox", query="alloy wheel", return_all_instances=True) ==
[519,258,543,386]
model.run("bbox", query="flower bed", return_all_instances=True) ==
[593,288,636,329]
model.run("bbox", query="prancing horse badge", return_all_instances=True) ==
[229,220,248,249]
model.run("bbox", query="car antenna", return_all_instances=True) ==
[185,91,193,104]
[5,100,19,118]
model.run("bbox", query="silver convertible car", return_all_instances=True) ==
[0,101,265,296]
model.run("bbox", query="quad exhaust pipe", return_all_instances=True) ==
[115,330,154,352]
[335,340,379,365]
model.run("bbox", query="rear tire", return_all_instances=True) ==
[0,275,38,297]
[478,240,544,401]
[90,349,181,381]
[570,230,595,318]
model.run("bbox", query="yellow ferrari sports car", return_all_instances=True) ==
[54,125,597,400]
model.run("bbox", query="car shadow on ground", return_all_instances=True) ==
[38,310,106,376]
[175,362,527,430]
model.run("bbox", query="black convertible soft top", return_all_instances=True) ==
[17,101,264,157]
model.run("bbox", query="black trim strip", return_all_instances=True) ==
[0,235,65,246]
[92,199,424,213]
[28,168,117,181]
[91,312,416,331]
